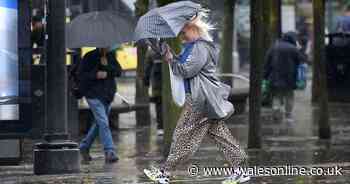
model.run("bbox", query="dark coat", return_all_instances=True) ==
[78,49,122,104]
[264,38,305,90]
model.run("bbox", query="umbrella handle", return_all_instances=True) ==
[161,42,178,59]
[143,39,179,59]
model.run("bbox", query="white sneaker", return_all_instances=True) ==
[157,129,164,136]
[285,117,294,123]
[222,169,250,184]
[236,174,251,183]
[285,113,294,124]
[144,167,169,184]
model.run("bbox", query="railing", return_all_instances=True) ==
[217,73,250,83]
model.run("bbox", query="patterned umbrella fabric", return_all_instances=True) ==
[133,1,201,42]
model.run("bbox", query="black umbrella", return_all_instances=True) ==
[66,11,135,48]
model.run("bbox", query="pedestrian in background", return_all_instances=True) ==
[144,41,164,135]
[336,4,350,32]
[31,15,44,48]
[264,32,306,123]
[78,48,122,163]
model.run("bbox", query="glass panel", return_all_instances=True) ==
[0,0,18,98]
[0,104,19,120]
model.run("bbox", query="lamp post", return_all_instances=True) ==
[33,0,80,175]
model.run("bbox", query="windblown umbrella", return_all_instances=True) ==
[66,11,135,48]
[134,1,203,107]
[133,1,202,42]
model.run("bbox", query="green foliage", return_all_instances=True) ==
[283,0,295,5]
[135,0,149,17]
[343,0,350,5]
[157,0,177,7]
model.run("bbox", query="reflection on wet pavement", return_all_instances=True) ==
[1,79,350,183]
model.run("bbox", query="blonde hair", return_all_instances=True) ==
[188,10,215,42]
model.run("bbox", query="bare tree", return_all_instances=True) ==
[220,0,236,86]
[135,0,151,127]
[248,0,281,148]
[248,0,264,149]
[313,0,330,139]
[156,0,182,156]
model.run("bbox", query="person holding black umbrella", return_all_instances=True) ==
[78,48,122,164]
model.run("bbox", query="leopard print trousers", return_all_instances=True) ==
[161,95,247,172]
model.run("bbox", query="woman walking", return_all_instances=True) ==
[143,13,249,184]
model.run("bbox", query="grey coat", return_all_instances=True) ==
[170,39,234,120]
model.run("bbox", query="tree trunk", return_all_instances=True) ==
[248,0,266,149]
[270,0,282,40]
[312,59,321,103]
[313,0,330,139]
[135,44,151,127]
[264,0,281,46]
[220,0,235,87]
[248,0,282,149]
[156,0,182,156]
[135,0,151,127]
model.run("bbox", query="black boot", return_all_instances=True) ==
[105,151,119,163]
[80,148,92,163]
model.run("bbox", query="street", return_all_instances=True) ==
[0,78,349,184]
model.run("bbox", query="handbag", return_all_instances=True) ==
[168,63,186,106]
[261,79,272,107]
[296,63,307,90]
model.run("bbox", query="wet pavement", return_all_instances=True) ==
[1,78,350,184]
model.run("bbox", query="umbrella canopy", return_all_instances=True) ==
[66,11,135,48]
[133,1,201,42]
